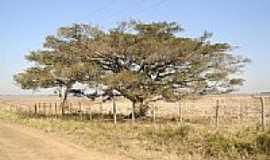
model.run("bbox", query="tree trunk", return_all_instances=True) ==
[60,87,69,116]
[58,87,62,98]
[138,101,149,117]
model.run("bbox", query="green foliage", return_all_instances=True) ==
[14,67,56,89]
[81,20,250,105]
[205,133,236,157]
[15,21,250,113]
[143,125,192,144]
[204,132,270,159]
[255,133,270,154]
[14,24,100,103]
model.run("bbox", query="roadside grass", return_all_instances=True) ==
[0,109,269,160]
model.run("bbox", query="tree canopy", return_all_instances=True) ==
[80,21,250,102]
[14,21,250,116]
[14,24,98,109]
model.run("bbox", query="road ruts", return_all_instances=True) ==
[0,121,126,160]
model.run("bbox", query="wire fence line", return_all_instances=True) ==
[0,95,269,130]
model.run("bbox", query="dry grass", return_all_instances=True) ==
[0,95,269,159]
[0,107,269,160]
[1,95,269,121]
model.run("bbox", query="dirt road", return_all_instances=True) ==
[0,121,126,160]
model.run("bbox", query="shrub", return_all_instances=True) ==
[255,133,270,154]
[143,124,192,145]
[204,133,256,159]
[205,134,234,157]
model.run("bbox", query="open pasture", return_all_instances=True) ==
[0,95,269,128]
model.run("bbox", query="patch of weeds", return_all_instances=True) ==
[185,117,211,125]
[205,133,235,157]
[205,133,270,158]
[234,140,255,156]
[255,133,270,154]
[143,124,192,145]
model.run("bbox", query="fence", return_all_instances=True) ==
[0,95,269,130]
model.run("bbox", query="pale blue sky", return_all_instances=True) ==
[0,0,269,95]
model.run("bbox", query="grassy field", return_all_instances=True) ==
[1,95,269,119]
[0,107,269,160]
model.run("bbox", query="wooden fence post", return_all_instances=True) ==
[43,103,46,115]
[38,103,41,114]
[99,102,104,120]
[112,97,117,125]
[238,103,243,124]
[79,102,83,121]
[152,104,156,123]
[68,102,72,114]
[89,105,92,120]
[34,104,37,115]
[49,103,52,115]
[54,102,58,116]
[177,101,183,124]
[61,102,65,116]
[260,97,266,131]
[132,102,136,124]
[215,99,220,128]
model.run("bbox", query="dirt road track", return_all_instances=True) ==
[0,121,127,160]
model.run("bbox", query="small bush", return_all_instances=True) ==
[256,133,270,154]
[205,134,234,157]
[143,124,192,146]
[205,133,256,159]
[234,140,255,155]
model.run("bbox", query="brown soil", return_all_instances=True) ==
[0,121,128,160]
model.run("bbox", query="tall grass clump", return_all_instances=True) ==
[255,132,270,154]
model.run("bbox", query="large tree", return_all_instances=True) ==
[80,21,250,117]
[15,21,250,119]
